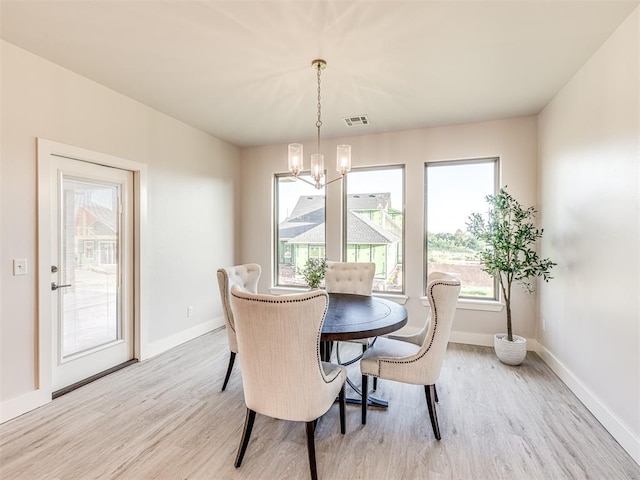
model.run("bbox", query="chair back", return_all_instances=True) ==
[407,271,457,346]
[324,262,375,295]
[230,287,338,422]
[216,264,261,352]
[416,273,461,384]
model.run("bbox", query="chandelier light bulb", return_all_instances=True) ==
[311,153,324,182]
[288,143,303,176]
[337,145,351,175]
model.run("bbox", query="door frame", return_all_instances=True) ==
[37,138,148,399]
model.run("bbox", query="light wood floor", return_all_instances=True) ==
[1,329,639,480]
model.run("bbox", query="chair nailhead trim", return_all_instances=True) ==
[232,290,335,385]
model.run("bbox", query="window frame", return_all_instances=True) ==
[423,157,500,301]
[273,172,326,288]
[342,164,406,295]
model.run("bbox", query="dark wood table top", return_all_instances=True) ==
[321,293,408,342]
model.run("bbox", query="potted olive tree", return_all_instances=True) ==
[299,258,328,289]
[467,188,556,365]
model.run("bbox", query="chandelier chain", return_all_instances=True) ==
[316,63,322,128]
[316,63,322,155]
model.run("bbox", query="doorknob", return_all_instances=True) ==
[51,282,72,291]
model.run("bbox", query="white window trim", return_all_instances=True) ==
[419,296,504,312]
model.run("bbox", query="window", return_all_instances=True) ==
[425,158,498,299]
[344,166,404,293]
[274,174,325,286]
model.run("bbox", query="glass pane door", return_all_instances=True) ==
[60,176,121,359]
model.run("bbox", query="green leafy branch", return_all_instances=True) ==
[467,188,556,341]
[299,258,328,289]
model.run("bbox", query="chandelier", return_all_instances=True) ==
[288,59,351,189]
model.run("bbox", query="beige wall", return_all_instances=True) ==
[0,41,239,418]
[239,116,539,343]
[538,7,640,462]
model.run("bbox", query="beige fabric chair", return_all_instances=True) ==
[230,286,347,480]
[216,263,261,391]
[324,261,375,349]
[324,261,375,296]
[360,273,461,439]
[385,271,453,346]
[324,262,376,384]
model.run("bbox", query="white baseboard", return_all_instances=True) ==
[142,316,224,359]
[449,331,540,351]
[536,344,640,465]
[0,389,51,424]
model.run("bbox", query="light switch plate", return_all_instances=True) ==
[13,258,28,276]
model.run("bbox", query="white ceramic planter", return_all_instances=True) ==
[494,333,527,366]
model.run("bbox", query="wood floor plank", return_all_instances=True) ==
[1,330,638,479]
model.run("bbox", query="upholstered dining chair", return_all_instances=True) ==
[359,273,461,440]
[230,286,347,480]
[216,263,261,391]
[324,261,375,352]
[324,261,375,297]
[324,261,377,385]
[385,271,453,346]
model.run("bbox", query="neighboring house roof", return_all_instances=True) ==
[285,192,391,223]
[77,201,117,234]
[278,221,318,241]
[347,193,390,211]
[288,212,400,245]
[288,223,325,244]
[286,195,325,222]
[282,192,397,244]
[346,211,401,244]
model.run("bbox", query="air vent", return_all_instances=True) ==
[343,115,370,127]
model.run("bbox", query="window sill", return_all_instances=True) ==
[269,286,309,295]
[269,286,408,305]
[419,296,504,312]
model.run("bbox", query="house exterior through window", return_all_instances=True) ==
[344,166,404,293]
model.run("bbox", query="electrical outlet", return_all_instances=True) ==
[187,306,194,317]
[13,258,28,276]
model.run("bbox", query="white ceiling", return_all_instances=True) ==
[1,1,638,147]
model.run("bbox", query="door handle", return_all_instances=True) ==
[51,282,72,291]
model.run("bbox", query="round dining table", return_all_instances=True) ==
[321,292,408,342]
[321,292,408,408]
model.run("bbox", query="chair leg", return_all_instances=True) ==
[424,384,441,440]
[434,384,439,403]
[320,341,334,362]
[339,383,346,434]
[221,351,236,391]
[305,421,318,480]
[234,408,256,468]
[361,342,377,391]
[361,375,368,425]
